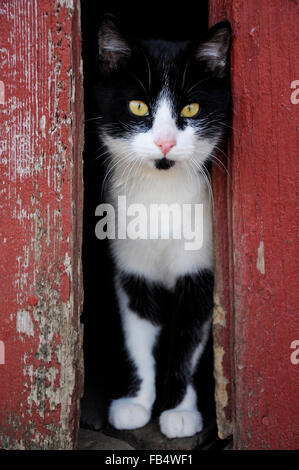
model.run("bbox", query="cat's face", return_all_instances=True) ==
[94,18,231,172]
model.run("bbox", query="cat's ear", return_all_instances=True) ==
[195,21,231,78]
[98,16,131,73]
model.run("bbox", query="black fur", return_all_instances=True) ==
[92,17,231,145]
[120,270,214,412]
[81,14,231,436]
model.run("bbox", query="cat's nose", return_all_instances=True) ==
[155,139,176,156]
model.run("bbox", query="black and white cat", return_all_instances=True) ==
[92,17,231,438]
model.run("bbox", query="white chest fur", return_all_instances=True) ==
[108,163,214,289]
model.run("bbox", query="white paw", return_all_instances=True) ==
[108,398,151,430]
[159,409,203,438]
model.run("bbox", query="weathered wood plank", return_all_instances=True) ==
[209,0,234,440]
[210,0,299,450]
[231,0,299,450]
[0,0,84,449]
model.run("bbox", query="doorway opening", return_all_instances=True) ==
[79,1,227,450]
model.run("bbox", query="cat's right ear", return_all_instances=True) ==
[98,16,131,73]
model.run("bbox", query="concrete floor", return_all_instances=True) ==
[77,428,135,450]
[77,420,232,450]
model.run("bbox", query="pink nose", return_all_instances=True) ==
[155,139,176,156]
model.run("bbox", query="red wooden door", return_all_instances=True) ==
[0,0,84,449]
[210,0,299,450]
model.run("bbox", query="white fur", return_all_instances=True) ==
[196,30,229,76]
[159,320,211,438]
[160,409,203,438]
[109,399,151,430]
[108,164,213,288]
[199,43,223,59]
[99,22,131,59]
[103,93,214,288]
[108,282,161,430]
[129,96,215,167]
[105,93,214,434]
[190,319,212,371]
[160,384,203,438]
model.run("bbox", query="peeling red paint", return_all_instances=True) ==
[28,295,39,306]
[210,0,299,450]
[0,0,83,449]
[209,0,235,441]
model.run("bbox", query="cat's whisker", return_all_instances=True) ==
[103,149,138,182]
[93,148,112,163]
[202,171,214,212]
[190,158,214,212]
[85,116,103,122]
[126,70,149,99]
[189,160,200,186]
[181,57,191,91]
[210,158,228,176]
[133,156,145,188]
[141,50,152,90]
[118,155,137,187]
[183,161,194,187]
[208,119,240,137]
[217,121,236,133]
[210,153,230,177]
[89,142,114,163]
[184,77,211,95]
[124,158,139,196]
[101,155,132,198]
[213,144,228,159]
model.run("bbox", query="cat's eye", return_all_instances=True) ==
[129,100,149,117]
[180,103,200,118]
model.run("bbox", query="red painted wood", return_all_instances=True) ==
[0,0,84,449]
[210,0,299,450]
[209,0,234,440]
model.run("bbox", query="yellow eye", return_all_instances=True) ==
[129,100,149,116]
[181,103,200,118]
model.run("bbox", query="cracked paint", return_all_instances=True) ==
[213,345,233,439]
[16,310,34,337]
[0,0,84,450]
[213,291,233,439]
[256,240,265,275]
[213,293,227,327]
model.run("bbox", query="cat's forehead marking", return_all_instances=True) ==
[152,88,177,133]
[153,96,176,135]
[154,86,174,115]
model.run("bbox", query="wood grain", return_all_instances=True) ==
[209,0,234,441]
[0,0,84,449]
[210,0,299,449]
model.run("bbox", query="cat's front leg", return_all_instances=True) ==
[159,271,213,438]
[108,275,161,430]
[159,383,206,439]
[160,385,203,438]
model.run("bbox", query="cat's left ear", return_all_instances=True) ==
[195,21,231,78]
